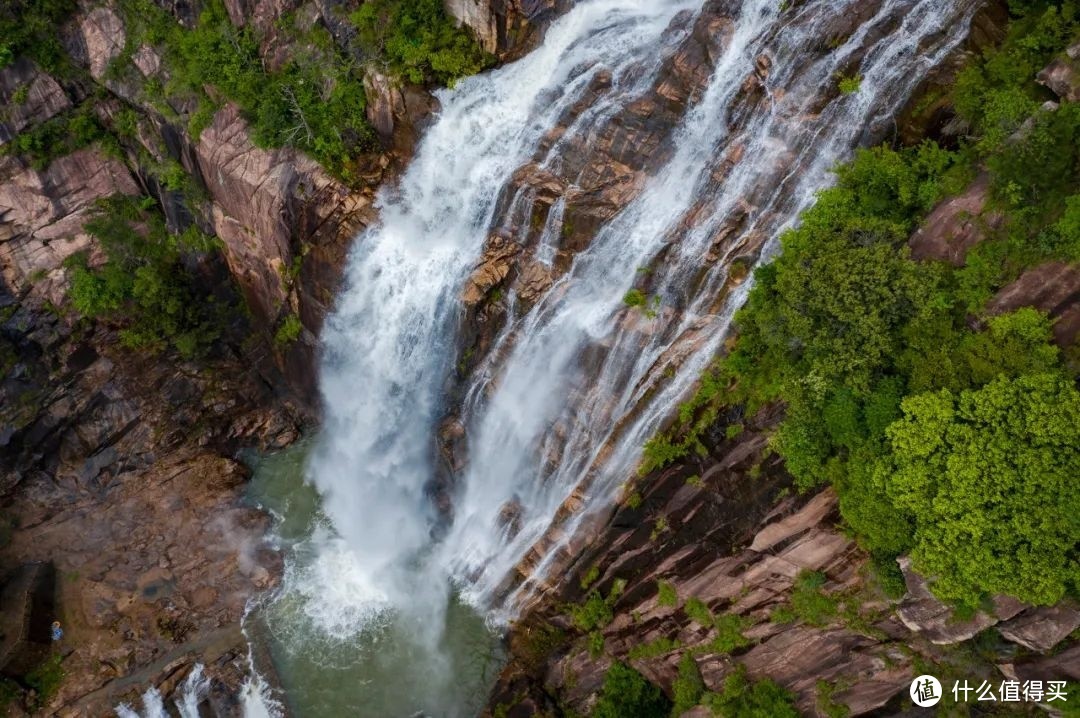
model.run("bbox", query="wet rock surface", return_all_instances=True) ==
[0,241,302,713]
[480,11,1080,708]
[3,452,284,716]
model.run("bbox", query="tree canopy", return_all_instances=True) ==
[879,372,1080,606]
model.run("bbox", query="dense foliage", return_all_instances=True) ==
[350,0,492,85]
[671,654,706,716]
[109,0,375,180]
[1,103,116,169]
[880,373,1080,605]
[0,0,76,72]
[66,195,226,357]
[591,663,671,718]
[644,0,1080,611]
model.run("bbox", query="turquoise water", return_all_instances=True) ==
[243,441,506,717]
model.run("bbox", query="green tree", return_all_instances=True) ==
[670,653,705,716]
[66,196,224,358]
[350,0,491,85]
[879,373,1080,606]
[592,662,671,718]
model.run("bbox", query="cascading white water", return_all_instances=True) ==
[302,0,979,665]
[115,664,210,718]
[305,0,702,636]
[441,0,983,615]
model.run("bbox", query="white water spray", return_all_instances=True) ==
[115,664,210,718]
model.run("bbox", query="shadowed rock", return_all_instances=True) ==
[1038,41,1080,102]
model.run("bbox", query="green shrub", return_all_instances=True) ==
[816,680,851,718]
[0,677,21,708]
[112,0,375,181]
[878,372,1080,606]
[0,0,77,73]
[66,195,225,358]
[627,636,681,660]
[782,571,839,626]
[670,653,705,716]
[2,104,110,169]
[587,630,605,659]
[350,0,492,85]
[641,0,1080,613]
[684,597,713,626]
[25,654,64,707]
[571,591,614,632]
[701,614,752,655]
[837,74,861,95]
[518,624,567,670]
[656,580,678,607]
[702,664,799,718]
[592,663,671,718]
[624,288,648,307]
[275,314,303,345]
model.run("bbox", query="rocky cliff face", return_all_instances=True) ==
[445,0,571,60]
[0,0,456,711]
[484,404,1080,717]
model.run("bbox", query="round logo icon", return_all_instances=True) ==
[910,674,943,707]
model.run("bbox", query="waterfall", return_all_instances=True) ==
[113,1,983,714]
[306,0,702,637]
[440,0,983,616]
[305,0,980,645]
[115,664,210,718]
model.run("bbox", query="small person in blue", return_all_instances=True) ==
[51,621,63,642]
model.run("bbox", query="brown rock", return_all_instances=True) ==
[196,103,341,325]
[896,557,1027,645]
[985,261,1080,348]
[498,498,525,539]
[444,0,570,58]
[0,149,139,292]
[749,488,837,553]
[738,626,904,714]
[997,604,1080,653]
[680,708,712,718]
[364,69,405,142]
[909,173,999,265]
[0,60,72,142]
[131,45,163,78]
[1038,42,1080,102]
[3,450,282,712]
[77,7,127,80]
[463,234,522,305]
[517,261,554,306]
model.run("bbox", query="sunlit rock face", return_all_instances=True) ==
[445,0,572,58]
